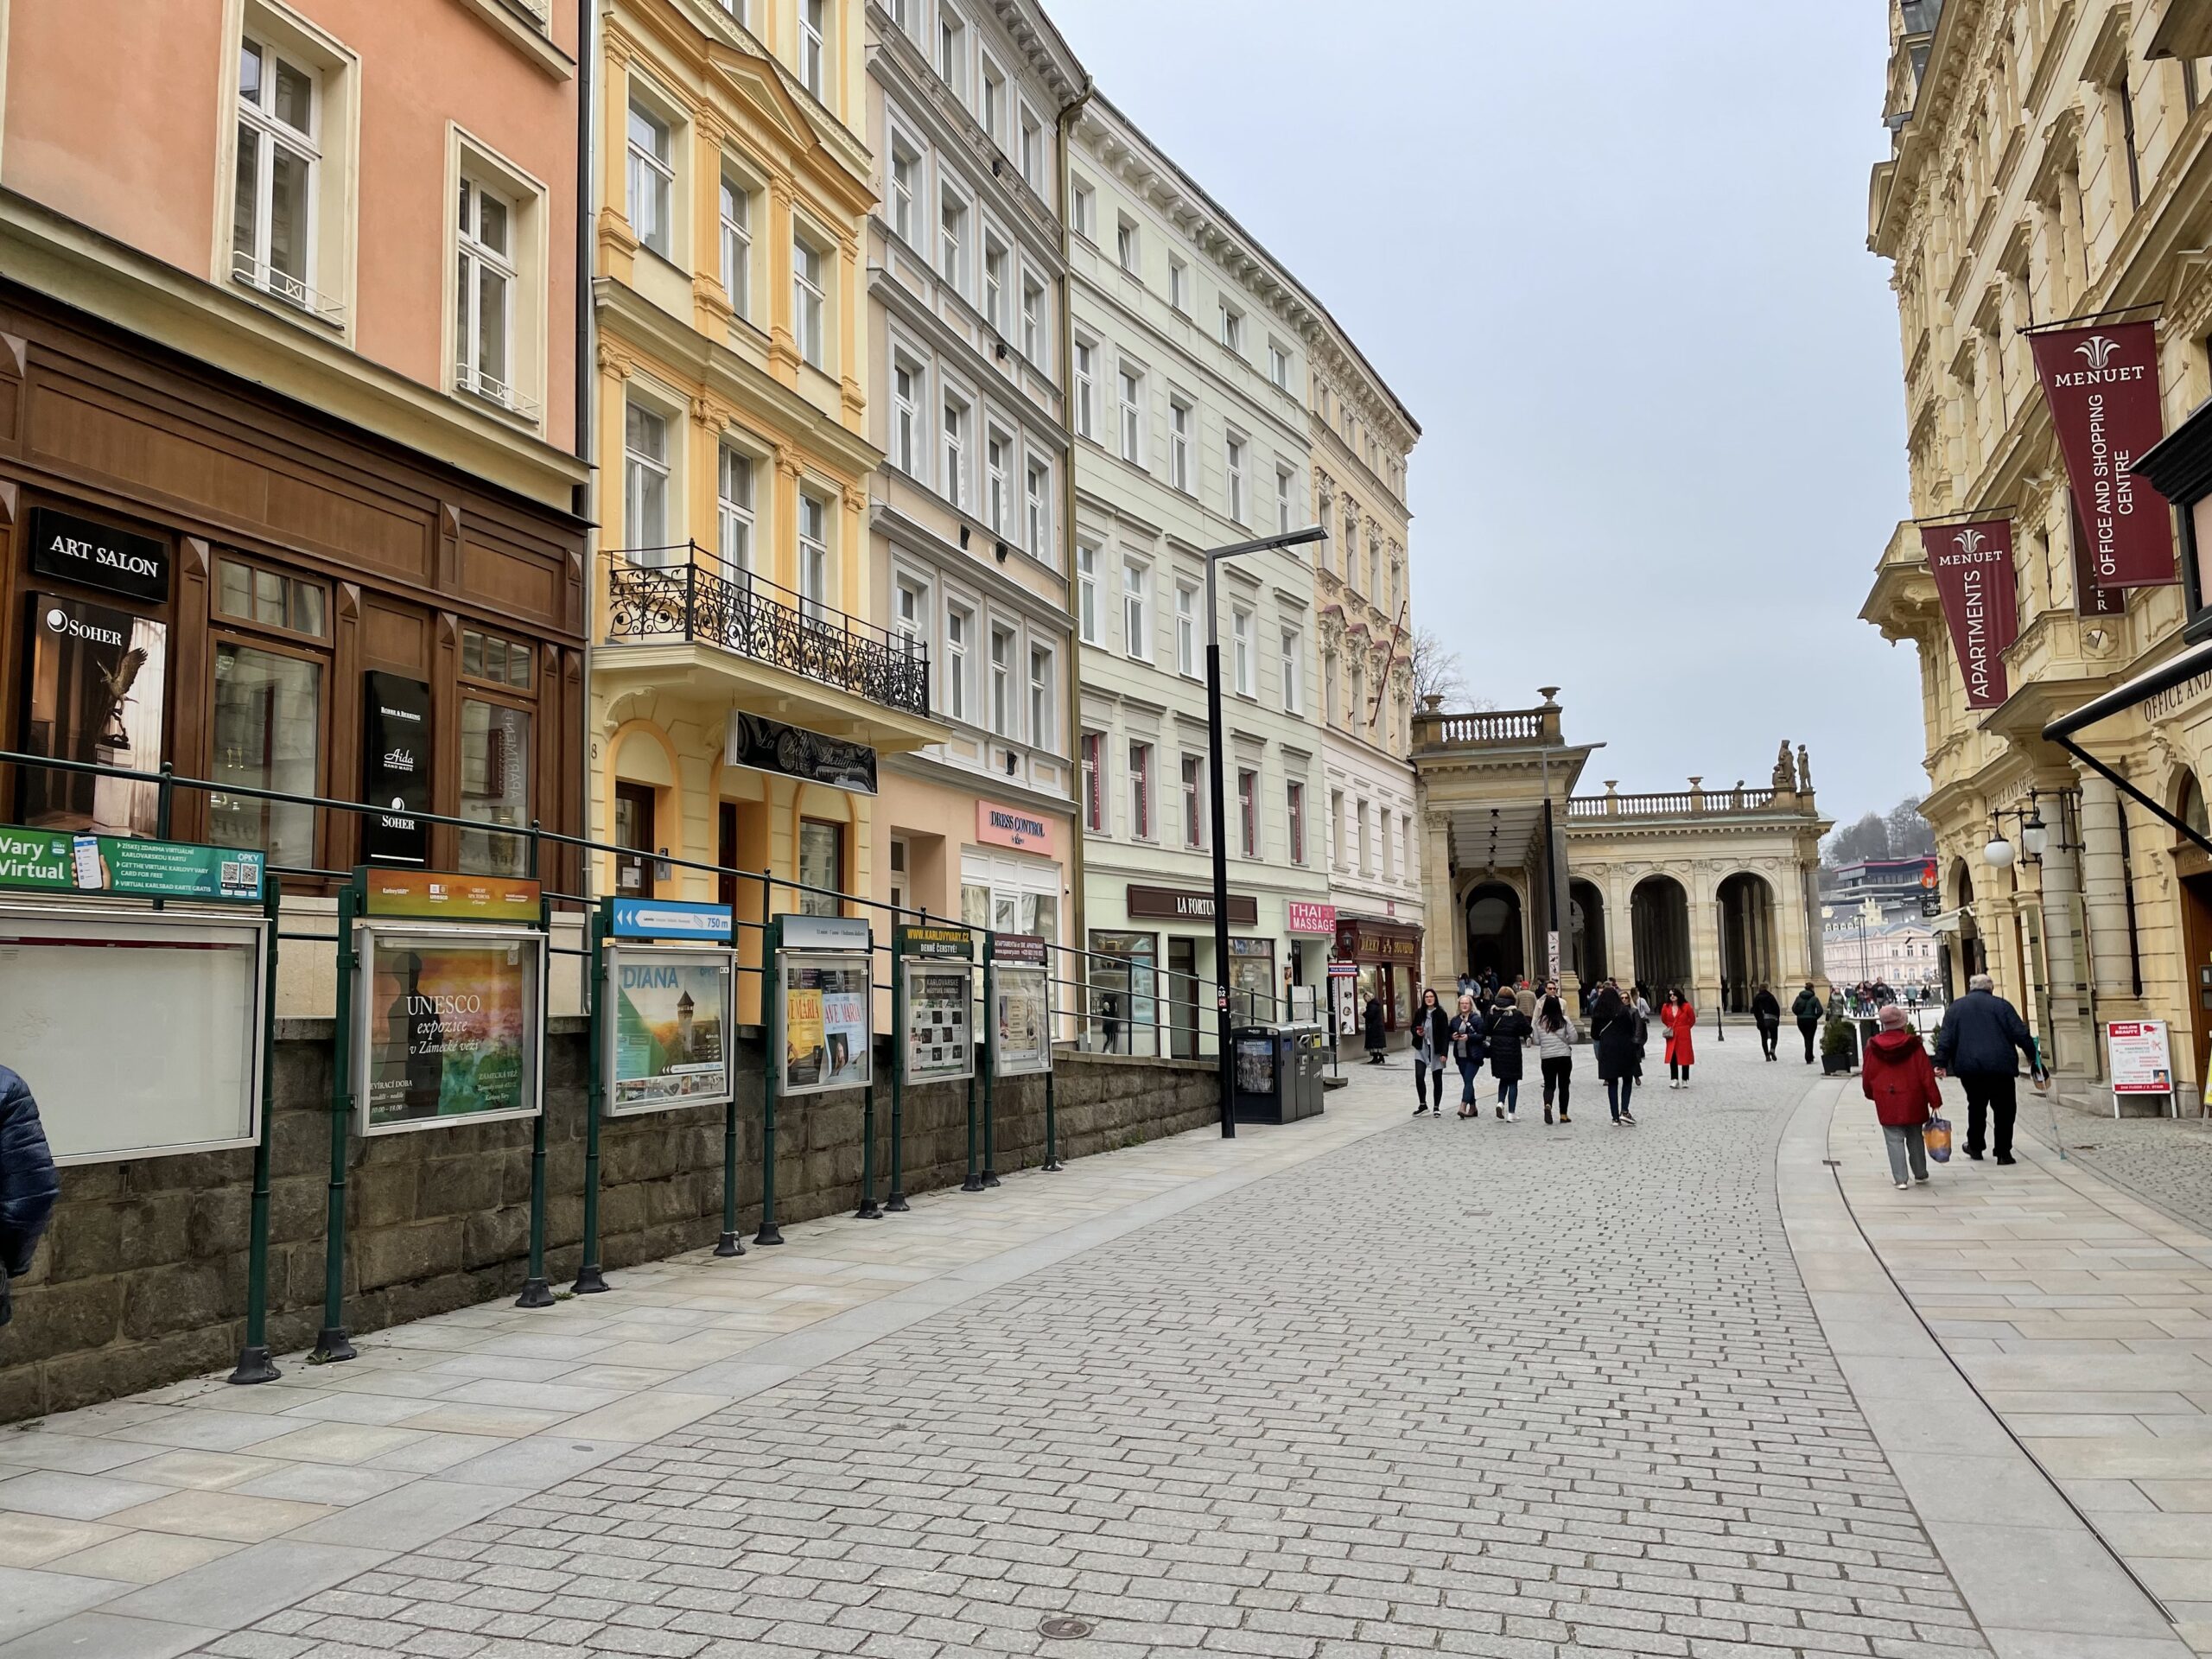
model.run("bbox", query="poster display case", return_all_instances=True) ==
[604,944,733,1116]
[903,959,974,1084]
[988,933,1052,1078]
[355,923,546,1135]
[778,950,873,1095]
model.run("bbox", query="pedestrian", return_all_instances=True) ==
[1932,972,2044,1164]
[1533,993,1577,1125]
[1661,987,1696,1088]
[1486,990,1530,1121]
[1411,988,1450,1117]
[1514,977,1538,1020]
[1793,982,1823,1064]
[0,1066,59,1327]
[1451,993,1487,1119]
[1751,983,1782,1062]
[1863,1002,1942,1190]
[1632,983,1653,1021]
[1592,984,1640,1125]
[1363,993,1386,1065]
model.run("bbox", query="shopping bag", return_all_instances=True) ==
[1924,1116,1952,1163]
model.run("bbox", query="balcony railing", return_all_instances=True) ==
[603,547,931,718]
[1414,706,1551,747]
[1567,786,1783,819]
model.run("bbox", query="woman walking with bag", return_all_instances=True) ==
[1451,994,1487,1119]
[1486,990,1530,1122]
[1411,988,1450,1116]
[1592,984,1640,1125]
[1532,994,1577,1125]
[1661,987,1696,1089]
[1862,1002,1941,1188]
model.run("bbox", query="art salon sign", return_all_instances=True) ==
[1922,518,2018,711]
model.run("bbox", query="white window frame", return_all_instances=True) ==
[937,4,969,95]
[942,390,969,507]
[1231,605,1254,696]
[980,54,1007,146]
[939,183,969,292]
[945,601,974,723]
[1077,544,1099,643]
[1028,642,1054,753]
[1275,464,1294,535]
[623,397,672,561]
[797,489,832,620]
[1082,732,1105,832]
[985,427,1011,534]
[1024,455,1049,557]
[1174,581,1198,677]
[988,622,1016,737]
[1070,178,1094,239]
[717,443,755,575]
[1268,340,1292,388]
[1073,337,1097,440]
[1168,397,1192,493]
[1279,626,1301,715]
[1117,365,1144,464]
[626,96,674,259]
[798,0,827,99]
[1169,257,1189,314]
[887,122,923,248]
[719,168,753,318]
[791,228,827,368]
[893,570,931,654]
[891,354,924,478]
[1287,779,1306,865]
[1219,301,1243,353]
[1181,753,1206,849]
[1020,272,1045,364]
[982,231,1009,334]
[454,174,517,410]
[1238,768,1258,858]
[1128,741,1153,840]
[232,31,327,315]
[1122,558,1150,662]
[1019,104,1044,190]
[1224,432,1247,524]
[1116,215,1139,273]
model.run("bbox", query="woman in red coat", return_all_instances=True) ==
[1862,1002,1942,1188]
[1660,988,1695,1088]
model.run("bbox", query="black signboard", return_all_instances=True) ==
[28,509,169,603]
[726,711,876,794]
[362,671,431,866]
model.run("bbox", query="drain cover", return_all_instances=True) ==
[1822,1159,1842,1167]
[1039,1616,1093,1640]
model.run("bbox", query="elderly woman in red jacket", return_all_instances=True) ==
[1863,1002,1942,1189]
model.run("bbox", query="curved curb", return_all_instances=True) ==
[1776,1075,2192,1659]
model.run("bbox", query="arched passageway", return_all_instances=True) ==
[1568,879,1607,987]
[1630,874,1692,998]
[1465,882,1524,982]
[1717,871,1778,1013]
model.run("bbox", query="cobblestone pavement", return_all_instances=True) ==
[2015,1086,2212,1237]
[199,1048,1995,1659]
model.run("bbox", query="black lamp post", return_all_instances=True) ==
[1203,524,1328,1138]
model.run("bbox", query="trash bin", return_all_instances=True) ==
[1232,1024,1285,1122]
[1283,1022,1325,1121]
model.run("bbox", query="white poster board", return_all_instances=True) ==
[605,944,734,1116]
[904,959,975,1084]
[991,962,1051,1077]
[0,904,266,1164]
[2107,1019,2175,1116]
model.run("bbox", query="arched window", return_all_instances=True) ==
[2182,774,2209,840]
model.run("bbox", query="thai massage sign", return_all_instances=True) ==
[2029,321,2177,588]
[1922,518,2019,710]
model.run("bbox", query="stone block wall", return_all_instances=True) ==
[0,1027,1217,1421]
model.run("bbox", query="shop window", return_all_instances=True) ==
[217,556,326,637]
[209,641,321,868]
[613,780,656,898]
[461,626,531,689]
[459,698,531,876]
[798,817,843,915]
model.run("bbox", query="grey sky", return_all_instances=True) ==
[1046,0,1922,827]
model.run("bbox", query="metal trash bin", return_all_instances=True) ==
[1232,1024,1286,1122]
[1281,1022,1325,1121]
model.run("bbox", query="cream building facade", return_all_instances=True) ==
[1861,0,2212,1103]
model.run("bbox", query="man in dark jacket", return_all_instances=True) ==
[1933,974,2043,1164]
[1792,983,1824,1064]
[0,1067,59,1325]
[1751,985,1783,1062]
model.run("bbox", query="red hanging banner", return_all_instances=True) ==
[1922,518,2018,710]
[2029,321,2177,588]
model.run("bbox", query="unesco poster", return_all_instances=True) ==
[608,949,731,1115]
[781,956,871,1094]
[359,929,543,1133]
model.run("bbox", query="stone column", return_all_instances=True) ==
[2078,769,2136,1005]
[1421,813,1453,988]
[2036,824,2096,1080]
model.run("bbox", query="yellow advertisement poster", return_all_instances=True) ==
[785,988,825,1077]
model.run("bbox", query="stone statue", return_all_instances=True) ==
[1797,744,1812,794]
[1772,741,1794,792]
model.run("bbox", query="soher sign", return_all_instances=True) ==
[1922,518,2018,711]
[2030,321,2177,588]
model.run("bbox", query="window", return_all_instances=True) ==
[1168,398,1192,493]
[1116,216,1138,273]
[1128,741,1153,839]
[1351,659,1365,728]
[1169,258,1189,314]
[1357,797,1371,874]
[217,556,328,639]
[1020,276,1045,363]
[1070,178,1094,238]
[1020,106,1044,190]
[1073,338,1096,438]
[1174,581,1198,677]
[939,187,968,289]
[232,35,323,311]
[454,176,515,408]
[1181,753,1205,848]
[945,602,972,721]
[936,6,966,93]
[1237,769,1257,857]
[1367,534,1380,599]
[791,233,826,367]
[989,623,1014,736]
[1025,457,1049,556]
[623,400,670,556]
[981,59,1005,144]
[891,358,922,476]
[1118,365,1143,462]
[460,699,531,877]
[1029,644,1052,751]
[893,575,928,653]
[983,234,1008,332]
[1082,732,1104,830]
[888,135,919,246]
[986,429,1010,532]
[942,393,967,505]
[1077,544,1099,642]
[1268,340,1291,389]
[1231,605,1253,696]
[1219,302,1243,353]
[1329,787,1344,867]
[798,0,826,98]
[797,819,843,917]
[1280,626,1300,714]
[798,491,830,620]
[626,99,673,257]
[719,171,752,316]
[1324,648,1339,724]
[1287,780,1306,864]
[1225,433,1246,523]
[1402,813,1416,885]
[1275,465,1295,535]
[1122,558,1149,659]
[210,640,322,868]
[717,445,753,572]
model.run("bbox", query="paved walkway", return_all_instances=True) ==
[1,1040,2207,1656]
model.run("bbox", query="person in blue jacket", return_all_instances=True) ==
[0,1068,57,1325]
[1932,974,2044,1165]
[1450,993,1487,1119]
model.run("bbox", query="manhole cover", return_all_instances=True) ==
[1039,1616,1093,1640]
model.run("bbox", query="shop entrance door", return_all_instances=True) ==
[2181,868,2212,1104]
[1169,937,1198,1059]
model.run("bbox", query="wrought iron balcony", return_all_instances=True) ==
[602,547,931,717]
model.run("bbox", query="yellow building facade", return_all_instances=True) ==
[1862,1,2212,1103]
[593,0,942,1009]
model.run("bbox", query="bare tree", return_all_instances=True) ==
[1408,629,1468,708]
[1822,812,1891,867]
[1885,796,1936,857]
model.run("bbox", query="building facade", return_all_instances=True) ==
[1066,94,1334,1053]
[860,0,1086,954]
[0,0,590,904]
[1861,0,2212,1103]
[594,0,943,1011]
[1824,904,1942,992]
[1311,321,1422,1035]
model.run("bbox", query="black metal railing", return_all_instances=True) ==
[603,545,931,717]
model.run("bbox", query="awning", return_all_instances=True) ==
[1923,907,1967,939]
[2042,637,2212,856]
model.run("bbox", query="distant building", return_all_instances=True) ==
[1821,856,1936,907]
[1823,915,1941,993]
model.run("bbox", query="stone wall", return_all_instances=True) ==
[0,1027,1217,1421]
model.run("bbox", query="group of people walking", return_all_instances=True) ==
[1398,975,1700,1127]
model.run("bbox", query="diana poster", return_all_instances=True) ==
[781,955,871,1094]
[359,927,544,1134]
[607,948,732,1116]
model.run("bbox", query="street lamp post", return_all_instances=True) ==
[1203,524,1328,1139]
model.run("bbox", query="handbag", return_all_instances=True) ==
[1924,1116,1952,1163]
